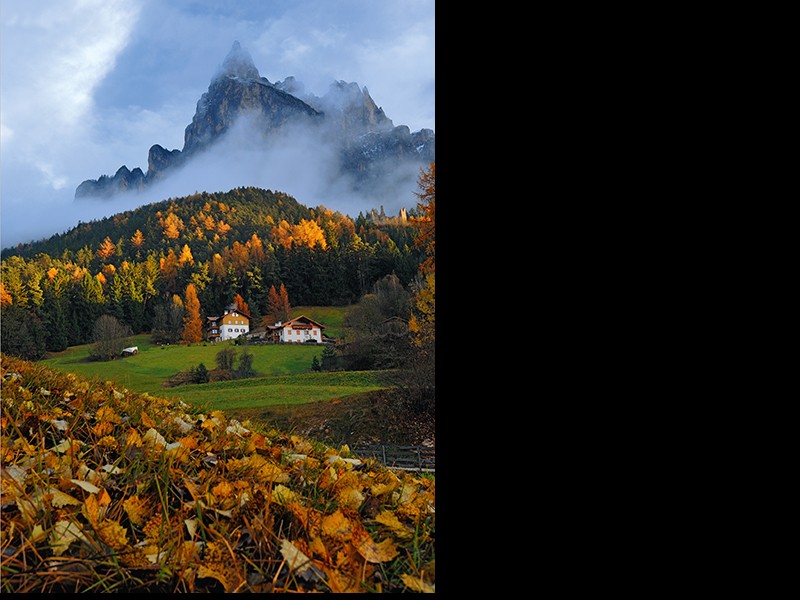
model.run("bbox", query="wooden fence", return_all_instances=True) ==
[352,445,435,473]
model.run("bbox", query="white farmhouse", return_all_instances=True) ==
[267,315,325,344]
[206,304,250,342]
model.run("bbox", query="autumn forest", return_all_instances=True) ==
[1,185,427,360]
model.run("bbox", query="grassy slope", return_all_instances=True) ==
[37,306,433,447]
[290,306,347,339]
[40,331,384,414]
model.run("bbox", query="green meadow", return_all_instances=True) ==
[40,332,386,414]
[290,305,347,339]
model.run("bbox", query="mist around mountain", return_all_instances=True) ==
[74,42,434,226]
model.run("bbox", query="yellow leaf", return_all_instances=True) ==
[184,518,198,538]
[123,495,150,527]
[353,533,399,564]
[196,565,230,591]
[178,435,199,450]
[96,406,121,423]
[258,462,289,483]
[336,486,365,510]
[98,435,118,449]
[84,494,100,524]
[212,480,233,499]
[308,535,328,560]
[280,538,322,581]
[174,540,204,565]
[141,412,157,428]
[271,484,296,505]
[92,421,114,436]
[95,520,129,550]
[321,509,353,541]
[400,573,435,593]
[31,524,47,543]
[53,439,72,453]
[49,520,88,556]
[197,541,245,592]
[70,479,101,494]
[15,498,37,526]
[47,487,82,508]
[325,568,363,593]
[97,488,112,506]
[370,481,399,497]
[126,428,142,448]
[142,427,166,448]
[397,483,417,505]
[375,510,414,539]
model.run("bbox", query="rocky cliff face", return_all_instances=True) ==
[75,41,434,200]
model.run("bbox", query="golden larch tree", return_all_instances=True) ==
[161,212,184,239]
[131,229,144,248]
[292,219,327,249]
[229,241,250,276]
[216,220,232,236]
[179,244,194,266]
[210,253,226,281]
[271,219,294,249]
[181,283,203,343]
[97,236,116,259]
[248,233,265,265]
[0,282,12,306]
[159,249,180,294]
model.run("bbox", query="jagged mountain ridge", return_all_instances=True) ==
[75,41,434,200]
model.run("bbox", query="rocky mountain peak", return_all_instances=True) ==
[217,40,260,81]
[75,42,433,201]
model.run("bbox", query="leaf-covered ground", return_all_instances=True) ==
[0,353,435,593]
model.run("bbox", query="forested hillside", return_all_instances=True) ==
[0,186,424,359]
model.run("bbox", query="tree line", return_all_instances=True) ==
[0,186,425,360]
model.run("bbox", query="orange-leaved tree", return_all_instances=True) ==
[409,162,435,350]
[233,293,250,316]
[97,236,116,259]
[181,283,203,343]
[401,161,435,416]
[262,283,290,326]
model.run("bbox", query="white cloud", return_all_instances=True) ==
[0,0,143,196]
[1,1,142,131]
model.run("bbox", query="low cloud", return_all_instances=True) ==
[74,111,424,228]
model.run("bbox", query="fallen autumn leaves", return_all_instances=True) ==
[0,353,435,593]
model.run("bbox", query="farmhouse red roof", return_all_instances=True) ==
[267,315,326,330]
